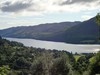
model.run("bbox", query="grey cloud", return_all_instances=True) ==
[60,0,99,5]
[3,1,11,6]
[0,1,33,12]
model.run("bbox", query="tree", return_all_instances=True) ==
[51,53,71,75]
[96,13,100,43]
[0,65,10,75]
[96,13,100,25]
[75,56,89,74]
[89,51,100,75]
[30,51,53,75]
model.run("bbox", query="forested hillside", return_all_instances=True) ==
[0,21,79,39]
[51,17,99,44]
[0,17,99,44]
[0,36,100,75]
[0,18,98,44]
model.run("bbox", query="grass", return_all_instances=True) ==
[89,56,95,64]
[74,55,81,61]
[74,54,85,61]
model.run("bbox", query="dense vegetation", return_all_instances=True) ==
[0,36,100,75]
[96,13,100,43]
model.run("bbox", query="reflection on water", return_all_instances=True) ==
[5,37,100,53]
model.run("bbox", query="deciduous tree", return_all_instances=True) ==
[96,13,100,43]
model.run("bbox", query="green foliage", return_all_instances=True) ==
[51,53,71,75]
[51,58,69,75]
[89,52,100,75]
[96,13,100,43]
[74,56,89,74]
[0,65,10,75]
[0,37,100,75]
[96,13,100,26]
[74,55,81,61]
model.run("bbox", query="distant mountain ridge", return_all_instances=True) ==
[0,17,99,44]
[0,21,80,39]
[45,18,99,44]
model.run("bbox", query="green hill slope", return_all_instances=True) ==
[0,17,99,44]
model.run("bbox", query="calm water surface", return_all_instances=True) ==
[5,37,100,53]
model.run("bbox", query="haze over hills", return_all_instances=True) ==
[0,17,99,44]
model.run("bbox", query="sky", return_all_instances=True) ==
[0,0,100,29]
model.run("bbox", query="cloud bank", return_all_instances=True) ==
[59,0,99,5]
[0,0,100,15]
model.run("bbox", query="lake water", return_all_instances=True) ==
[5,37,100,53]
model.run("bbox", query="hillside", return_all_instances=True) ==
[0,21,79,39]
[47,17,99,44]
[0,17,99,44]
[64,17,99,44]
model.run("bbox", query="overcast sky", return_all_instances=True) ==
[0,0,100,29]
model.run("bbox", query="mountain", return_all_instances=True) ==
[0,21,80,39]
[46,17,99,44]
[0,17,99,44]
